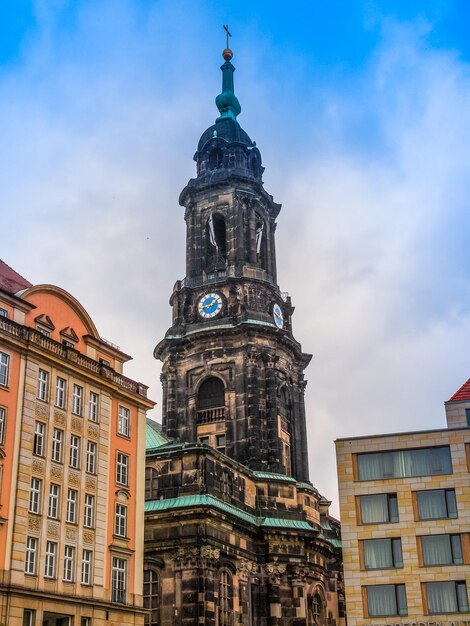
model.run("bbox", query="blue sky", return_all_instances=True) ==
[2,0,470,513]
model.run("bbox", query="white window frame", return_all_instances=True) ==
[116,452,129,486]
[66,488,78,524]
[29,477,42,514]
[114,503,127,537]
[48,483,60,519]
[33,422,45,456]
[63,545,75,582]
[44,541,57,578]
[37,369,49,402]
[0,406,5,444]
[51,428,63,463]
[111,557,127,603]
[81,549,93,585]
[72,384,83,415]
[88,391,99,422]
[69,435,81,469]
[86,440,97,474]
[84,494,95,528]
[55,377,67,409]
[118,405,130,437]
[23,609,36,626]
[0,352,10,387]
[24,537,38,575]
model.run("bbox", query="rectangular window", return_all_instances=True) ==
[55,377,67,409]
[66,488,78,524]
[81,619,91,626]
[366,584,407,617]
[116,453,129,486]
[23,609,36,626]
[416,489,458,520]
[88,392,99,422]
[84,494,95,528]
[44,541,57,578]
[69,435,81,468]
[63,545,75,582]
[359,493,399,524]
[0,406,5,444]
[118,405,130,437]
[363,538,403,569]
[29,477,42,514]
[24,537,38,575]
[81,549,93,585]
[216,434,226,452]
[48,483,60,519]
[37,369,49,402]
[426,581,469,614]
[33,422,45,456]
[86,441,97,474]
[114,503,127,537]
[0,308,7,318]
[51,428,63,463]
[0,352,10,386]
[72,384,83,415]
[357,446,452,481]
[421,534,463,566]
[112,557,127,603]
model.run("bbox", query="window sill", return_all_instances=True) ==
[117,432,131,441]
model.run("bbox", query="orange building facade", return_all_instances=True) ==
[0,260,154,626]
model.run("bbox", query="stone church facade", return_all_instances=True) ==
[144,44,344,626]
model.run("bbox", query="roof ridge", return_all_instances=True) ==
[448,376,470,402]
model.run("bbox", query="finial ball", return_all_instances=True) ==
[222,48,233,61]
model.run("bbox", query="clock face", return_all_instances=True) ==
[198,292,223,319]
[273,303,284,329]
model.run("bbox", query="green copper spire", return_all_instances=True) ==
[215,26,241,122]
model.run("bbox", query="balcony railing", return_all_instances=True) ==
[0,317,148,398]
[196,407,226,424]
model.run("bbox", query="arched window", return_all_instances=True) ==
[307,592,325,626]
[197,377,225,424]
[145,467,159,500]
[255,215,267,270]
[209,148,223,170]
[143,569,160,626]
[218,569,233,626]
[221,470,233,502]
[278,386,292,476]
[206,214,227,268]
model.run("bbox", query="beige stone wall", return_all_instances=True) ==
[336,428,470,626]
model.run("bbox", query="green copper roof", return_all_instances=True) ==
[252,471,297,483]
[145,494,316,532]
[215,58,241,122]
[146,419,169,449]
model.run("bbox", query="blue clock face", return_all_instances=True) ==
[273,303,284,329]
[198,292,223,319]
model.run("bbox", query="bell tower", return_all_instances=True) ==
[155,43,311,482]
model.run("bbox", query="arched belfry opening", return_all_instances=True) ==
[196,376,227,453]
[209,147,224,170]
[205,213,227,269]
[255,214,268,270]
[278,385,292,475]
[307,588,326,626]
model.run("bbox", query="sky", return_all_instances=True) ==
[2,0,470,516]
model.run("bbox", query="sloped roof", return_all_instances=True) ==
[448,377,470,402]
[146,419,169,449]
[0,260,32,293]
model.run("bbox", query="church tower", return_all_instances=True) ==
[145,39,344,626]
[155,44,310,481]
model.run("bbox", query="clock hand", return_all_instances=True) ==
[202,298,217,309]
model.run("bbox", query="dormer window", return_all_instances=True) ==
[35,314,55,338]
[60,327,79,349]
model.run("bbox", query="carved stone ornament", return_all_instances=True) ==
[47,521,59,538]
[68,471,80,486]
[35,404,48,418]
[71,417,83,433]
[88,424,99,439]
[32,459,45,475]
[200,545,220,561]
[171,545,220,566]
[263,562,287,576]
[237,558,258,576]
[66,527,77,541]
[54,411,66,425]
[85,476,97,491]
[83,530,94,545]
[28,516,41,532]
[50,465,63,481]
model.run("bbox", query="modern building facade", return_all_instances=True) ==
[144,45,344,626]
[336,380,470,626]
[0,260,154,626]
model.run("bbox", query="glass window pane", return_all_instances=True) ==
[364,539,393,569]
[427,582,458,613]
[360,494,389,523]
[422,535,453,566]
[367,585,398,616]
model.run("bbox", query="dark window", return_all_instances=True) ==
[144,569,160,626]
[209,148,223,169]
[145,467,159,500]
[255,215,267,270]
[205,213,227,267]
[466,409,470,426]
[307,593,324,626]
[218,570,233,625]
[197,377,225,423]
